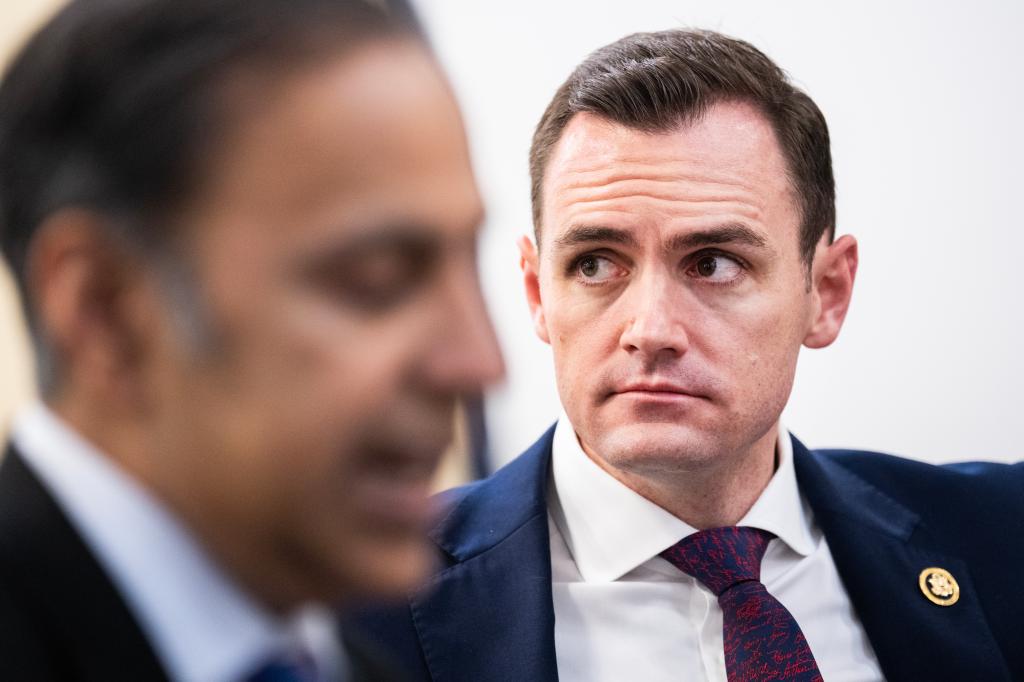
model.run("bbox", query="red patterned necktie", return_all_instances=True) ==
[660,526,823,682]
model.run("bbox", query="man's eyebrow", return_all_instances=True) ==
[665,224,769,252]
[552,225,639,249]
[299,224,443,268]
[334,210,484,256]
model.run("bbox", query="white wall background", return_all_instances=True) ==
[411,0,1024,467]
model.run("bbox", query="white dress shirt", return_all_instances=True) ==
[11,403,347,682]
[548,413,885,682]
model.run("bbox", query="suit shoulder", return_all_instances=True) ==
[814,447,1023,482]
[812,448,1024,519]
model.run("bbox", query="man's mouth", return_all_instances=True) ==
[350,433,450,529]
[613,380,707,400]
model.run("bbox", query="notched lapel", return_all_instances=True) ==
[410,427,560,682]
[411,512,558,682]
[821,515,1009,681]
[795,440,1012,681]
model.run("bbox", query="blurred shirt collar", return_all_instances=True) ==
[11,402,345,682]
[549,412,816,583]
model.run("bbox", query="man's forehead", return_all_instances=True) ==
[182,41,477,230]
[539,104,797,249]
[546,104,787,187]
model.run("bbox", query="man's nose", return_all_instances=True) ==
[618,271,690,359]
[427,259,506,393]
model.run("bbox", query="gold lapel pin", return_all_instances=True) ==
[918,567,960,606]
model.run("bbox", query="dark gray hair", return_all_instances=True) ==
[0,0,423,391]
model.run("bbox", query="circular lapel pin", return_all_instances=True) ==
[918,567,960,606]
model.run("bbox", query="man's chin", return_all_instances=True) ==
[585,421,723,474]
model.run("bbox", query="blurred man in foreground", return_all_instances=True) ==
[355,29,1023,681]
[0,0,503,679]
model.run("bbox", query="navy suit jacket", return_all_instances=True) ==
[353,426,1024,681]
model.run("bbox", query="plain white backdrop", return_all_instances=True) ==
[410,0,1024,467]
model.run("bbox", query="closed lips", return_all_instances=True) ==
[616,382,701,396]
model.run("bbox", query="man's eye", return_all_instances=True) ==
[689,253,744,283]
[304,236,441,313]
[338,251,429,309]
[574,254,622,282]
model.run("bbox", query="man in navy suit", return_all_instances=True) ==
[354,29,1023,681]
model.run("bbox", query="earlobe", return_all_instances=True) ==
[803,234,858,349]
[517,235,550,344]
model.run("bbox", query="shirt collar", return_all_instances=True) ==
[11,402,342,682]
[549,412,815,583]
[738,420,816,557]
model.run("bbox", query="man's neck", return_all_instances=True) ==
[47,395,314,615]
[581,430,778,529]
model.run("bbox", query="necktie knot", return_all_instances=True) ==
[660,526,773,596]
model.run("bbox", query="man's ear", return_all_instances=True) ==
[27,209,156,403]
[517,234,550,344]
[803,234,858,349]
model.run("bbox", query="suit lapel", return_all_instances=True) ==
[794,438,1012,681]
[410,427,559,682]
[0,445,169,681]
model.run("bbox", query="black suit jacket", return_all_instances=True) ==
[352,427,1024,681]
[0,444,403,681]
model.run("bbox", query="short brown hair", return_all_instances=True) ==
[529,29,834,263]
